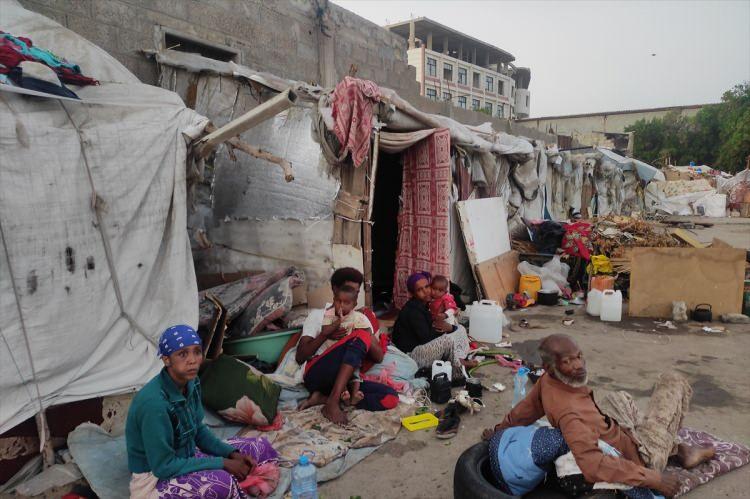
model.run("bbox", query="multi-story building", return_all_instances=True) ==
[385,17,531,119]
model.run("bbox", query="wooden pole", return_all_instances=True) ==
[363,131,380,308]
[195,89,297,158]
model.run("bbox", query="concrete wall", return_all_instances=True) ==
[518,105,707,135]
[17,0,421,98]
[18,0,553,143]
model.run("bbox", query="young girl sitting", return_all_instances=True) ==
[321,285,374,405]
[126,325,279,498]
[429,275,459,326]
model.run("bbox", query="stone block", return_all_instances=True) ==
[186,1,252,40]
[116,27,152,55]
[141,0,190,20]
[92,0,139,28]
[66,17,119,53]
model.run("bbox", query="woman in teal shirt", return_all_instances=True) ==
[126,325,278,498]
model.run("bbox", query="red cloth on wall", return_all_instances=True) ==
[392,129,452,309]
[331,76,381,167]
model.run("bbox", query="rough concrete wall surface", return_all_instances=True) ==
[17,0,419,97]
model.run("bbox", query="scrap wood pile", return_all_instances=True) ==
[591,215,685,259]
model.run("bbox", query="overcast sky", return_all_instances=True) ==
[333,0,750,117]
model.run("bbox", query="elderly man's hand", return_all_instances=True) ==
[654,471,681,497]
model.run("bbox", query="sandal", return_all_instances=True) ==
[435,402,461,439]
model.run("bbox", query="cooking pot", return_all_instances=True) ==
[537,289,560,306]
[692,303,712,322]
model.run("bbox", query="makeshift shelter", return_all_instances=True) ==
[0,2,204,437]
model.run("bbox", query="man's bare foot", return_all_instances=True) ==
[322,401,348,425]
[677,443,715,469]
[298,391,327,410]
[481,428,495,441]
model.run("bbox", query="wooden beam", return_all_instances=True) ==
[227,138,294,182]
[194,89,297,158]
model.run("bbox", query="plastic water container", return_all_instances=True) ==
[468,300,504,343]
[600,290,623,322]
[518,275,542,301]
[291,455,318,499]
[512,367,530,407]
[587,289,603,316]
[431,360,452,382]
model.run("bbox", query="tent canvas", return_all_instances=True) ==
[0,1,204,434]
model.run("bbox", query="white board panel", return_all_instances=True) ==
[456,197,511,267]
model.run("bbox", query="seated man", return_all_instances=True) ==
[296,268,398,425]
[482,334,714,498]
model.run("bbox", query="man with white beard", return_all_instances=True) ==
[482,334,714,498]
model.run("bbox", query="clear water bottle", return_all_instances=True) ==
[512,367,530,407]
[291,454,318,499]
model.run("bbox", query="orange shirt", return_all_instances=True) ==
[497,373,661,488]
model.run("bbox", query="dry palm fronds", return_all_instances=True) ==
[591,215,685,256]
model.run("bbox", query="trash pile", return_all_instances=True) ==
[646,163,750,218]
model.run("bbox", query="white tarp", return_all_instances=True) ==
[0,1,204,433]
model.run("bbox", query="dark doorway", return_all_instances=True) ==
[371,152,403,309]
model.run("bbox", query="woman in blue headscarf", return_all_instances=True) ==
[125,325,279,498]
[392,272,473,381]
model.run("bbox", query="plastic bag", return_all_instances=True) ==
[517,256,570,292]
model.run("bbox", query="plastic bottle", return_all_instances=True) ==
[512,367,530,407]
[291,455,318,499]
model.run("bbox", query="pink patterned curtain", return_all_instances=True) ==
[393,128,452,308]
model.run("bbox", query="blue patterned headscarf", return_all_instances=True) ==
[158,325,201,357]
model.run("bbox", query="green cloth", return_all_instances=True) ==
[125,369,236,479]
[201,355,281,422]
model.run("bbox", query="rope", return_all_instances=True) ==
[59,102,154,347]
[0,209,48,453]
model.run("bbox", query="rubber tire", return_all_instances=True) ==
[453,442,616,499]
[453,441,519,499]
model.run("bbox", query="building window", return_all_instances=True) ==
[458,67,467,85]
[163,31,239,62]
[497,105,504,118]
[426,88,437,100]
[426,57,437,77]
[472,98,480,111]
[472,72,481,88]
[458,96,467,109]
[443,92,452,101]
[443,62,453,81]
[498,80,505,95]
[485,102,492,114]
[526,95,530,107]
[485,76,493,92]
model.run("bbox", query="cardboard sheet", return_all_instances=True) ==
[629,247,745,318]
[476,250,521,303]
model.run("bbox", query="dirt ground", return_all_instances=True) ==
[319,305,750,499]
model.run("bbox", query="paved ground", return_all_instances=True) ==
[319,305,750,499]
[661,215,750,249]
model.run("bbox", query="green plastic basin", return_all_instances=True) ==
[223,328,301,363]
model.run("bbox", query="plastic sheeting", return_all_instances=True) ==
[0,1,202,433]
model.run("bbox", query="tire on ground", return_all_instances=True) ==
[453,441,518,499]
